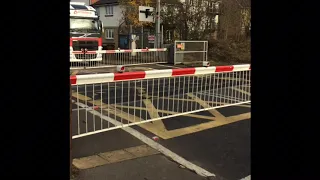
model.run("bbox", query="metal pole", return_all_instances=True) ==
[157,0,161,48]
[161,25,163,47]
[213,2,220,40]
[70,82,72,177]
[203,42,205,62]
[141,26,144,48]
[174,40,176,64]
[206,41,208,62]
[129,25,133,49]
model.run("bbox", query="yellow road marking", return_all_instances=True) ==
[102,102,249,139]
[110,104,216,121]
[232,87,251,96]
[71,70,79,75]
[143,99,167,130]
[146,96,195,102]
[72,91,250,113]
[106,105,171,139]
[108,105,143,122]
[226,112,251,121]
[72,92,91,101]
[109,99,217,138]
[72,90,250,139]
[135,85,168,132]
[158,109,215,120]
[136,87,150,98]
[72,91,249,116]
[187,93,226,120]
[167,118,249,138]
[237,104,250,108]
[210,101,251,108]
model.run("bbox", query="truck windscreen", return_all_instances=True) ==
[70,18,99,33]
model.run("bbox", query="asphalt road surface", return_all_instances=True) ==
[71,65,251,180]
[76,155,208,180]
[72,108,250,180]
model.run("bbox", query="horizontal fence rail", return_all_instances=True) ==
[71,64,251,138]
[70,48,168,69]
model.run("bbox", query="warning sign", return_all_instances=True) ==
[148,35,155,43]
[176,43,185,50]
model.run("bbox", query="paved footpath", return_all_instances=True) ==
[74,154,208,180]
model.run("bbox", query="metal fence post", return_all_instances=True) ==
[141,27,144,49]
[206,41,208,62]
[70,81,72,176]
[81,48,87,70]
[174,41,176,64]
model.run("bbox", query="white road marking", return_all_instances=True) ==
[72,108,87,111]
[74,101,216,178]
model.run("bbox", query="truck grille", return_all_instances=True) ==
[72,41,98,59]
[74,54,97,59]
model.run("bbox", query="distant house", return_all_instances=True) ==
[91,0,179,49]
[90,0,123,49]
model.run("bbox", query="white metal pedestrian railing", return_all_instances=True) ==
[70,64,251,139]
[174,41,208,64]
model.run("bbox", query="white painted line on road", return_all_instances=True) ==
[72,108,87,111]
[240,175,251,180]
[74,101,216,178]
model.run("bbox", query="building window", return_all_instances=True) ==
[189,0,194,6]
[105,5,113,16]
[105,29,114,39]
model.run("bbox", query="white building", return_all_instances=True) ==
[90,0,123,49]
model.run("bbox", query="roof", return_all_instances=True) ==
[70,4,96,11]
[70,2,98,18]
[91,0,183,6]
[91,0,119,6]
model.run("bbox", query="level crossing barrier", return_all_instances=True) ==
[70,64,251,138]
[70,48,168,69]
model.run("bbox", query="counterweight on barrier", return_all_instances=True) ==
[70,64,251,139]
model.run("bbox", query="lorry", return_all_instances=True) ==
[70,2,103,62]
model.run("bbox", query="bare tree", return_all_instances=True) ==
[118,0,156,29]
[219,0,250,41]
[117,0,250,41]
